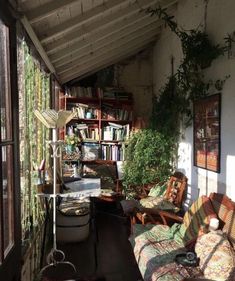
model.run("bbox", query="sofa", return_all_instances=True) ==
[129,193,235,281]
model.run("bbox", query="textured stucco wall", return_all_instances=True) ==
[152,0,235,202]
[116,48,153,125]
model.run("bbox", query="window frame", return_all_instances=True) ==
[0,2,21,280]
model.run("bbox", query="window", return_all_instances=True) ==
[0,18,14,263]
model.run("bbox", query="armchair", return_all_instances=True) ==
[134,172,188,225]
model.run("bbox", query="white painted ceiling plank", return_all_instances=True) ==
[55,21,160,70]
[44,0,176,54]
[26,0,80,24]
[59,29,159,78]
[60,39,156,83]
[50,2,176,63]
[21,16,56,74]
[50,11,156,63]
[40,0,129,43]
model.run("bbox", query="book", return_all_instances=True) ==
[108,122,123,128]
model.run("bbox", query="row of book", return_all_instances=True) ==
[66,86,132,100]
[80,143,126,161]
[100,88,132,100]
[101,105,133,121]
[72,103,98,119]
[67,87,97,98]
[67,124,99,141]
[101,144,125,161]
[102,123,130,141]
[67,122,130,142]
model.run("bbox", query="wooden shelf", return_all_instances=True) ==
[60,87,133,163]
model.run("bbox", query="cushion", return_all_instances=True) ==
[140,196,180,212]
[181,195,217,245]
[58,201,90,216]
[148,183,167,197]
[195,231,235,280]
[223,209,235,249]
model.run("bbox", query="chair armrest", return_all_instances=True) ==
[141,208,184,225]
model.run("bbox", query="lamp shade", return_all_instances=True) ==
[34,109,75,128]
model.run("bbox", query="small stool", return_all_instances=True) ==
[56,199,90,243]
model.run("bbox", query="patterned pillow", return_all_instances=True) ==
[195,231,235,280]
[223,209,235,249]
[148,183,167,197]
[140,196,180,212]
[181,195,217,245]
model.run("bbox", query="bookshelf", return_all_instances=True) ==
[59,87,133,169]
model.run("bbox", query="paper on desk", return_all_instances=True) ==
[61,178,101,199]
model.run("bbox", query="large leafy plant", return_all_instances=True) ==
[123,129,175,196]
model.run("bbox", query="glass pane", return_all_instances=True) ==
[2,145,14,257]
[0,19,12,141]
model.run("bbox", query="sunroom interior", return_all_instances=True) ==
[0,0,235,281]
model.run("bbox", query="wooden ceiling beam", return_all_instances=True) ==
[21,16,56,74]
[26,0,79,24]
[55,22,160,71]
[60,39,156,84]
[44,0,176,54]
[40,0,129,43]
[50,10,156,64]
[59,29,158,80]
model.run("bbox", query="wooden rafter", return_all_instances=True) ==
[26,0,79,24]
[60,39,156,83]
[40,0,129,43]
[49,8,158,64]
[59,31,159,82]
[43,0,176,54]
[56,22,160,72]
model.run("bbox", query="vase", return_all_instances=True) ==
[66,144,74,154]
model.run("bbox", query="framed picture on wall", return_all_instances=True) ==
[193,93,221,173]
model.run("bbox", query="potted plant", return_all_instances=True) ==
[65,134,80,154]
[122,129,175,198]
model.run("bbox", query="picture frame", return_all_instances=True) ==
[193,93,221,173]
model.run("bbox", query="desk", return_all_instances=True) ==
[37,178,101,199]
[62,178,101,198]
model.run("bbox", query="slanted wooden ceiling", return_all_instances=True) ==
[17,0,177,84]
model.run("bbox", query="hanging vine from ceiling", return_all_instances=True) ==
[146,6,229,140]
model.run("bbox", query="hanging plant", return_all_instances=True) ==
[146,6,229,134]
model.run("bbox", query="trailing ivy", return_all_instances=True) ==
[147,6,229,135]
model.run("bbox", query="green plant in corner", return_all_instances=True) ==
[122,129,175,198]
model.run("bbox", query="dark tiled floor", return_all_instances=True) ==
[58,201,143,281]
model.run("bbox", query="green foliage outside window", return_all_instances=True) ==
[18,39,50,242]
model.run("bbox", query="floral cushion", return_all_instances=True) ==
[148,183,167,197]
[223,209,235,249]
[130,224,202,281]
[195,231,235,280]
[130,224,186,281]
[140,196,180,212]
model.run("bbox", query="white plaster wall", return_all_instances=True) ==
[116,48,153,124]
[152,0,235,202]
